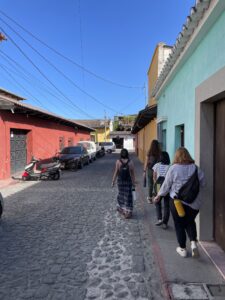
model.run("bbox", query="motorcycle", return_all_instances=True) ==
[12,157,61,181]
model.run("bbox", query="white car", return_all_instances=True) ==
[99,142,116,153]
[77,141,97,162]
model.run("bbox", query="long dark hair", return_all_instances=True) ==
[120,148,129,159]
[160,151,170,165]
[147,139,161,159]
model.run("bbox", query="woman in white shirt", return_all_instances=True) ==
[152,151,170,229]
[154,147,205,258]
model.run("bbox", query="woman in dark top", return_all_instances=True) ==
[143,140,161,204]
[112,148,136,219]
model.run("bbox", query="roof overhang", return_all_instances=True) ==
[131,105,157,134]
[0,97,94,132]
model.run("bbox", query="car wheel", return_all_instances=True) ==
[79,160,83,169]
[107,149,112,154]
[51,171,60,180]
[70,161,78,171]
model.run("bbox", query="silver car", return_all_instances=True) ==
[99,142,116,153]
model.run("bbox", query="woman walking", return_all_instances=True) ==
[152,151,170,229]
[154,147,205,258]
[112,148,136,219]
[143,140,161,204]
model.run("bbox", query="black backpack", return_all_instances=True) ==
[119,159,130,181]
[177,166,200,204]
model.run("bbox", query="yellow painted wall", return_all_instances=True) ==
[96,128,110,142]
[137,118,157,163]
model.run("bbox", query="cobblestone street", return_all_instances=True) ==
[0,153,164,300]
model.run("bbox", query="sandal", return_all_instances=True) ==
[117,207,124,215]
[124,212,132,219]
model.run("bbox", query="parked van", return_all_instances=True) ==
[99,141,116,153]
[77,141,97,162]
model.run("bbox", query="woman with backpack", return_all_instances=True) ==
[152,151,170,229]
[112,148,136,219]
[143,140,161,204]
[153,147,205,258]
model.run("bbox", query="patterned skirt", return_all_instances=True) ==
[117,179,133,213]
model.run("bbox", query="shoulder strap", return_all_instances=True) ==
[120,159,130,166]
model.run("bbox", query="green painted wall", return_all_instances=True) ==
[157,3,225,160]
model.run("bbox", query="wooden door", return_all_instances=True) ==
[215,100,225,251]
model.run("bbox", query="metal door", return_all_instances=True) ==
[10,129,27,174]
[215,100,225,251]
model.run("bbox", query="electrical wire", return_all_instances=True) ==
[0,26,96,119]
[0,60,76,118]
[0,16,123,115]
[0,63,48,108]
[0,50,82,117]
[0,9,143,89]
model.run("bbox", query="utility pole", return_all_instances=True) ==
[104,110,107,142]
[143,83,147,106]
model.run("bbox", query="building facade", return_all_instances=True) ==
[152,0,225,253]
[74,119,111,143]
[0,89,92,179]
[132,43,172,162]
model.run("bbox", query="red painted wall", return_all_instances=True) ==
[0,111,90,179]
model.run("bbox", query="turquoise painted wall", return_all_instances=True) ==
[157,5,225,160]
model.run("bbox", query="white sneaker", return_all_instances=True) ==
[191,241,199,258]
[176,247,187,257]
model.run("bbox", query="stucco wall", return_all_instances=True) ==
[137,119,157,163]
[0,111,90,179]
[97,128,110,142]
[157,7,225,160]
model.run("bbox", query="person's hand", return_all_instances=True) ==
[153,195,160,203]
[111,182,115,188]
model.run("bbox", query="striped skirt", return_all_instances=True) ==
[117,179,133,213]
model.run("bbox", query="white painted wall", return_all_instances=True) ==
[124,136,134,150]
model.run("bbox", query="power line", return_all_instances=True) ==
[0,26,96,119]
[0,63,47,108]
[0,17,123,115]
[0,59,75,118]
[0,9,143,89]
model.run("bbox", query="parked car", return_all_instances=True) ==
[77,141,97,162]
[58,146,89,170]
[99,141,116,153]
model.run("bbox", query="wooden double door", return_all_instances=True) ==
[215,100,225,251]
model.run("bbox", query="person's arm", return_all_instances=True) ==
[112,160,120,187]
[143,155,148,175]
[198,167,205,187]
[152,163,158,183]
[154,167,173,202]
[129,161,136,187]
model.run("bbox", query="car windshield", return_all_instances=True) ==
[100,142,113,146]
[78,142,91,149]
[61,147,81,154]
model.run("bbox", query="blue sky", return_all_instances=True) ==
[0,0,195,120]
